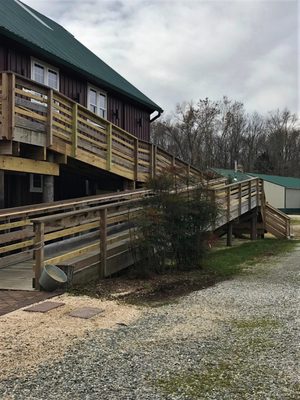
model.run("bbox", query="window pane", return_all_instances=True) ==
[48,70,58,89]
[89,105,97,114]
[89,89,97,105]
[33,64,45,84]
[99,93,106,109]
[99,109,105,118]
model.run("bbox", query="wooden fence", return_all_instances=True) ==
[264,203,291,238]
[0,189,151,269]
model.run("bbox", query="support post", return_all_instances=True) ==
[43,175,54,203]
[43,153,54,203]
[46,89,53,147]
[72,103,78,157]
[227,186,231,222]
[256,179,259,206]
[227,222,233,247]
[0,170,4,208]
[1,73,15,140]
[106,123,112,170]
[248,181,252,210]
[100,209,107,278]
[238,183,242,215]
[250,211,257,240]
[34,222,45,290]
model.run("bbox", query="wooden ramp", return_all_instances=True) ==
[264,203,291,239]
[0,177,291,290]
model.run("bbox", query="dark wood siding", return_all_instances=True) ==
[124,103,150,141]
[59,71,87,106]
[107,96,124,129]
[7,47,30,77]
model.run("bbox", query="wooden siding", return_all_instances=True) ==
[0,38,152,140]
[59,71,87,107]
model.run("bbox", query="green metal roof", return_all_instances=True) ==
[0,0,163,113]
[211,168,300,189]
[210,168,251,182]
[248,173,300,189]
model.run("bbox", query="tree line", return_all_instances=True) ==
[151,97,300,177]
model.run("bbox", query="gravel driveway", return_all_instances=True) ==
[1,244,299,399]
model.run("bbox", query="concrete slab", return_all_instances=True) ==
[0,261,33,290]
[69,307,104,319]
[24,301,65,313]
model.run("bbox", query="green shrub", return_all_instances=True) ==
[130,172,218,275]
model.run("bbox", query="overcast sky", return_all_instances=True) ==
[23,0,298,116]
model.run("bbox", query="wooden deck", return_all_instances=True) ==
[0,71,201,184]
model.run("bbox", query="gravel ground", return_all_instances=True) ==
[1,245,299,400]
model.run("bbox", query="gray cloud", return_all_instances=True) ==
[24,0,298,116]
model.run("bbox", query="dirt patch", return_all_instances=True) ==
[71,270,218,307]
[0,294,140,380]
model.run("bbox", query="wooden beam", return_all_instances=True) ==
[34,221,45,290]
[106,123,112,170]
[46,89,53,147]
[250,211,257,240]
[100,208,107,278]
[0,156,59,176]
[71,103,78,157]
[1,73,15,140]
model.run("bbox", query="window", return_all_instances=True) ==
[88,86,107,118]
[30,174,43,193]
[31,58,59,90]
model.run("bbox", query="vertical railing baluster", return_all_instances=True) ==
[34,221,45,290]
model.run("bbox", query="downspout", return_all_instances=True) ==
[150,110,162,123]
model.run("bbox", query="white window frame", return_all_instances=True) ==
[30,174,43,193]
[31,57,59,90]
[87,84,107,119]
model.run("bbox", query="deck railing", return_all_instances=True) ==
[0,71,202,183]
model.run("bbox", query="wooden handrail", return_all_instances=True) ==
[0,71,203,184]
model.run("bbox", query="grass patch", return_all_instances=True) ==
[70,239,298,307]
[232,317,281,330]
[201,238,298,279]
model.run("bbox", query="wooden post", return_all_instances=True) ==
[227,222,233,246]
[46,89,53,147]
[256,179,259,206]
[134,138,138,182]
[34,222,45,290]
[149,144,154,178]
[43,153,54,203]
[227,186,231,222]
[238,183,242,216]
[0,170,4,208]
[1,73,15,140]
[100,209,107,278]
[250,211,257,240]
[43,175,54,203]
[72,103,78,157]
[248,181,252,210]
[106,123,112,170]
